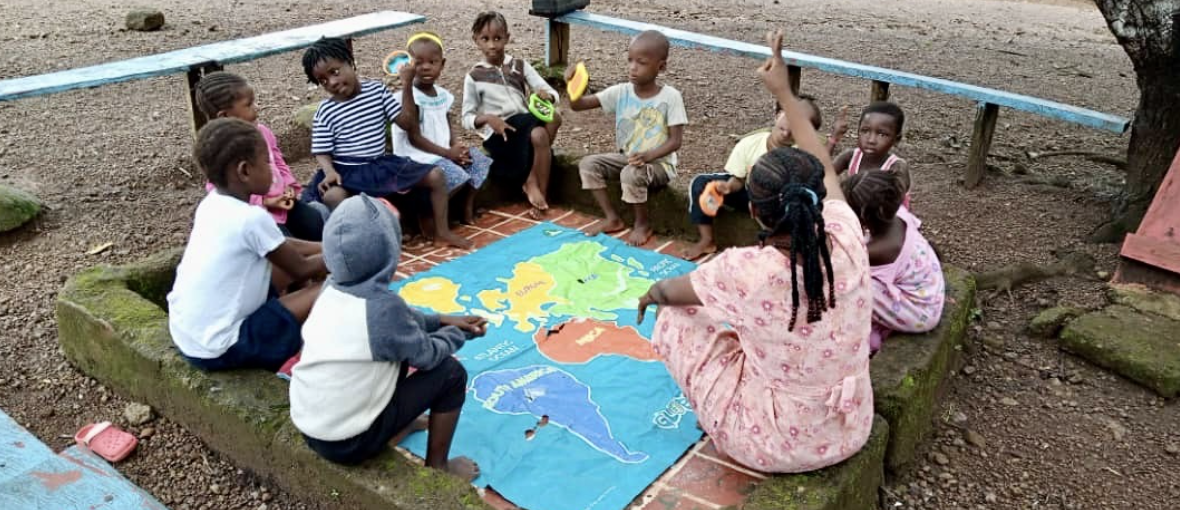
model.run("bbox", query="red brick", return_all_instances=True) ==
[665,454,761,507]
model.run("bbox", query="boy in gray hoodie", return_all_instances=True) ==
[290,194,485,480]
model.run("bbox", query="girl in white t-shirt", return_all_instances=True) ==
[167,118,327,372]
[391,32,492,227]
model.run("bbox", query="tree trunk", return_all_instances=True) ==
[1092,0,1180,242]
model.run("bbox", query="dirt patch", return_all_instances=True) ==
[1,0,1174,508]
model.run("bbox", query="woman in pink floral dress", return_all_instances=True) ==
[637,33,873,473]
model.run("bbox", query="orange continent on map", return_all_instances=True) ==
[534,318,659,364]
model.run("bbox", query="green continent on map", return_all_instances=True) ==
[531,241,654,320]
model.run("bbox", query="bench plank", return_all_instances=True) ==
[0,11,424,102]
[557,11,1129,133]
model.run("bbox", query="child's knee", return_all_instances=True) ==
[530,126,550,147]
[424,167,446,188]
[323,187,349,210]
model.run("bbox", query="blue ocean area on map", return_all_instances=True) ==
[392,222,701,510]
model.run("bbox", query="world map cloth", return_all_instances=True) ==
[393,223,700,510]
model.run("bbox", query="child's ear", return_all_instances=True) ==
[215,110,229,118]
[233,159,252,183]
[659,59,667,72]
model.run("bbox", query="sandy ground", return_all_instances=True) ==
[1,0,1175,508]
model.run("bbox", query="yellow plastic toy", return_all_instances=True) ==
[567,62,589,102]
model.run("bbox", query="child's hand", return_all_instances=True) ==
[447,144,472,166]
[636,289,657,324]
[563,65,577,83]
[442,315,489,337]
[627,152,648,167]
[757,31,793,98]
[319,171,341,194]
[262,195,287,210]
[713,180,731,195]
[535,90,555,103]
[397,58,417,84]
[832,105,850,139]
[487,117,516,142]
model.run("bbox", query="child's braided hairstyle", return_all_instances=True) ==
[194,118,265,189]
[471,11,508,35]
[842,169,906,237]
[301,37,354,84]
[193,71,248,119]
[748,147,837,331]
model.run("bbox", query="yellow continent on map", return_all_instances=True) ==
[478,262,569,332]
[400,277,466,314]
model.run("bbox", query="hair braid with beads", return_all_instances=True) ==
[193,71,248,119]
[748,147,837,331]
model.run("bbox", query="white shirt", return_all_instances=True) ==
[167,191,286,358]
[391,86,454,165]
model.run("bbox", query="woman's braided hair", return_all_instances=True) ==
[301,37,354,84]
[194,118,264,188]
[842,169,906,237]
[193,71,248,119]
[748,147,837,331]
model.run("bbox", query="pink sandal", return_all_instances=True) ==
[75,421,138,462]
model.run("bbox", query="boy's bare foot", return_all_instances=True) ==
[522,184,549,211]
[436,231,474,250]
[682,240,717,261]
[389,415,430,446]
[626,224,653,247]
[585,218,626,237]
[446,456,480,482]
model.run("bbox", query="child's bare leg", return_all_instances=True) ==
[462,185,478,225]
[426,406,478,481]
[544,112,562,147]
[584,188,625,236]
[523,127,552,215]
[277,281,324,323]
[419,168,472,249]
[322,186,350,211]
[627,202,653,246]
[684,224,717,260]
[388,414,430,446]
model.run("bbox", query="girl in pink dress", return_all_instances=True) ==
[843,170,945,351]
[636,32,874,474]
[833,102,912,210]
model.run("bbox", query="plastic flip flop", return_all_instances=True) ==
[699,181,724,217]
[567,62,589,101]
[75,421,138,463]
[382,50,412,76]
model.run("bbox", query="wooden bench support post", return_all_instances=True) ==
[870,80,890,102]
[788,65,801,95]
[185,62,225,138]
[965,102,1000,189]
[545,19,571,67]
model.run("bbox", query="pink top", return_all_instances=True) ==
[849,147,910,210]
[204,123,301,225]
[653,200,874,473]
[869,207,945,336]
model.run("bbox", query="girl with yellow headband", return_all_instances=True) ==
[391,31,492,228]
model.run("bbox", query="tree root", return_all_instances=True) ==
[1026,150,1127,170]
[974,250,1097,299]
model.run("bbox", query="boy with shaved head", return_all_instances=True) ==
[568,30,687,246]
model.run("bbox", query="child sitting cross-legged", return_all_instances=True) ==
[842,169,944,352]
[833,101,912,209]
[683,97,848,260]
[568,30,687,246]
[391,32,493,227]
[462,11,562,219]
[289,194,486,480]
[301,37,472,249]
[167,118,327,372]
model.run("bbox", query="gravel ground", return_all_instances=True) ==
[1,0,1175,508]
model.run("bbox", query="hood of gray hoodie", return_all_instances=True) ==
[322,194,402,295]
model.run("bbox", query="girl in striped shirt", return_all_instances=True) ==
[302,37,472,249]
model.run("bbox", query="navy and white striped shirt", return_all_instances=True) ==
[311,80,402,165]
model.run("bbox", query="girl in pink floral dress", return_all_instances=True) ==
[637,32,873,473]
[843,170,945,351]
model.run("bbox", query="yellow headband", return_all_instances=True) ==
[406,32,444,52]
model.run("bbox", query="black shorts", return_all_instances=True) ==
[483,113,549,186]
[180,290,302,372]
[302,357,468,465]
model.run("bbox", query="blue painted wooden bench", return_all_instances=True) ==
[0,10,424,135]
[535,8,1131,188]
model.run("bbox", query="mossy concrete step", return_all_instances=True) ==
[0,184,41,232]
[869,266,976,474]
[55,250,487,510]
[745,415,888,510]
[1059,305,1180,398]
